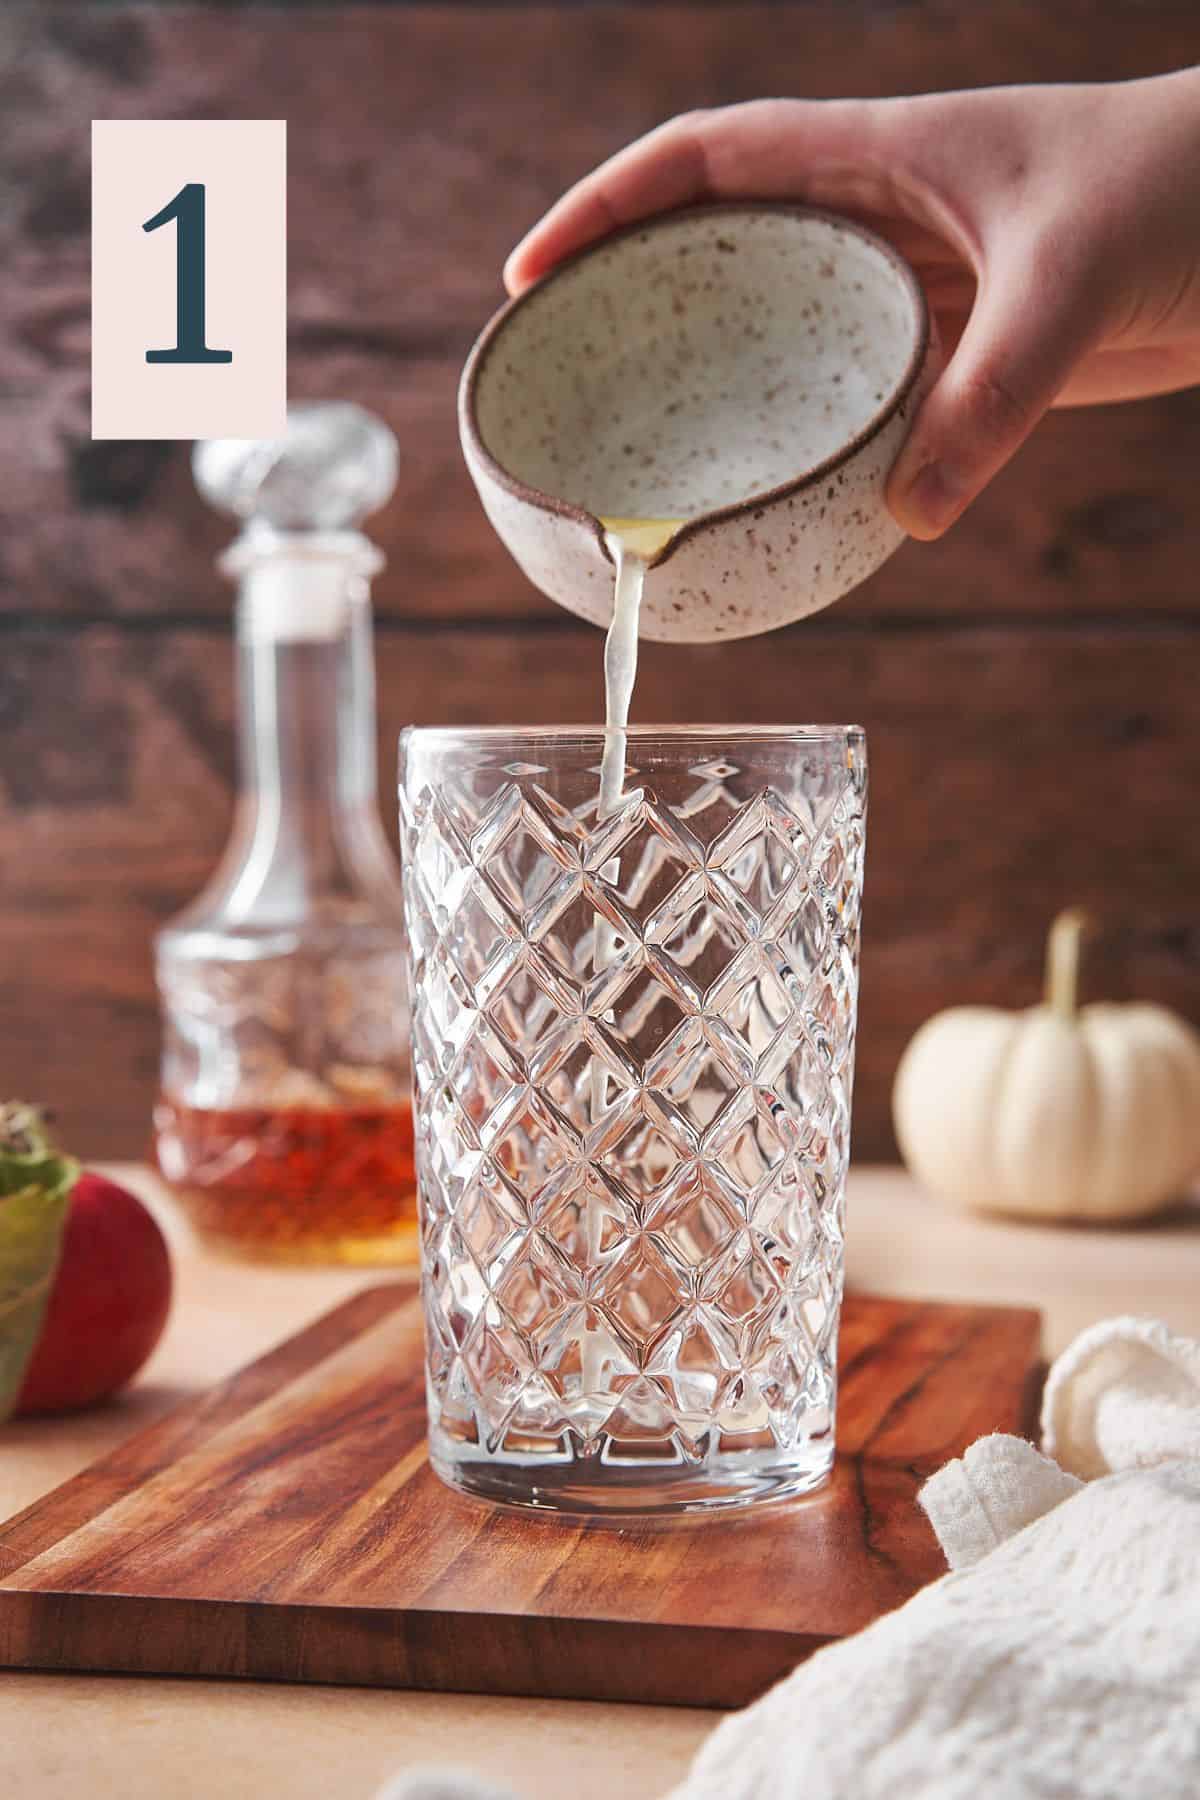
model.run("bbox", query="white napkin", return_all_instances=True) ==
[378,1316,1200,1800]
[1042,1314,1200,1478]
[674,1314,1200,1799]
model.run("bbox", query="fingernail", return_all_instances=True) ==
[893,460,964,539]
[504,235,541,295]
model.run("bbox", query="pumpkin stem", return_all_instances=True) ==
[1045,909,1091,1018]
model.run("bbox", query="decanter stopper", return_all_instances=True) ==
[192,401,399,531]
[193,403,398,640]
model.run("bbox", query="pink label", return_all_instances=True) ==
[92,119,286,440]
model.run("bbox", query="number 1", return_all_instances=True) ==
[143,183,232,365]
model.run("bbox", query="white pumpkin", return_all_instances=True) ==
[893,910,1200,1221]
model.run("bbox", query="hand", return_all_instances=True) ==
[505,73,1200,539]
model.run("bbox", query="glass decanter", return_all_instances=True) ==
[154,403,416,1265]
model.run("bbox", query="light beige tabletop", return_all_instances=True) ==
[3,1166,1199,1800]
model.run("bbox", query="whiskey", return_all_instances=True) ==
[155,1094,419,1265]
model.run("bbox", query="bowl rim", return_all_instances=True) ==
[458,201,930,570]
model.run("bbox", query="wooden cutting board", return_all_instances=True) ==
[0,1285,1040,1708]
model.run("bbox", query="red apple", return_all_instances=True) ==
[15,1171,173,1415]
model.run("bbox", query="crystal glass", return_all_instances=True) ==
[400,725,866,1513]
[154,405,416,1266]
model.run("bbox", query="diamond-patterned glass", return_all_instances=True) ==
[401,726,866,1514]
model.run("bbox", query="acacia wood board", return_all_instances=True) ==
[0,1285,1041,1708]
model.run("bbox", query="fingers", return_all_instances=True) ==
[887,241,1104,538]
[504,112,713,293]
[1053,342,1200,407]
[502,92,1108,543]
[504,98,898,293]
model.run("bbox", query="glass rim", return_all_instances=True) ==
[401,723,865,747]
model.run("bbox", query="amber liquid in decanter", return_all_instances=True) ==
[155,1092,417,1265]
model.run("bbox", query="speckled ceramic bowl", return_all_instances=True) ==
[459,204,932,642]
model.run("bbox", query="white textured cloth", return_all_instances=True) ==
[671,1460,1200,1798]
[379,1316,1200,1800]
[672,1314,1200,1799]
[1041,1314,1200,1479]
[918,1433,1083,1570]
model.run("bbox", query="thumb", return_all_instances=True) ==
[887,249,1100,539]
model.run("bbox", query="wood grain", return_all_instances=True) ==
[4,625,1199,1161]
[3,3,1200,1163]
[2,6,1200,622]
[0,1283,1041,1707]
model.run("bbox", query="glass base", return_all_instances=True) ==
[430,1431,834,1518]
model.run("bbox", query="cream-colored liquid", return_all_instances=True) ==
[599,516,684,561]
[596,517,682,818]
[598,533,644,820]
[583,517,683,1394]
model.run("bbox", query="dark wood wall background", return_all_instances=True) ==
[3,2,1200,1162]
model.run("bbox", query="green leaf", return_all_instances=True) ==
[0,1106,78,1423]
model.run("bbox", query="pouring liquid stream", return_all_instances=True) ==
[584,516,682,1398]
[596,517,682,811]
